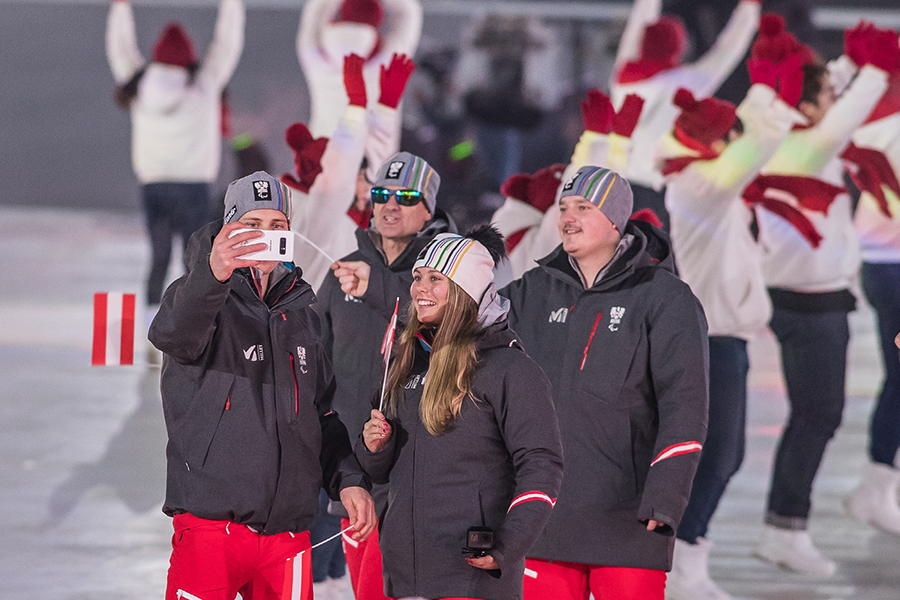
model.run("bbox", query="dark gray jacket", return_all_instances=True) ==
[355,320,564,600]
[149,219,367,535]
[314,212,455,517]
[501,219,709,570]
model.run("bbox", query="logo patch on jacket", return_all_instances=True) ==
[244,344,264,361]
[297,346,307,366]
[386,161,405,179]
[404,373,426,389]
[609,306,625,331]
[253,180,270,201]
[548,307,568,323]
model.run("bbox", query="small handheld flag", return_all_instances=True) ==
[378,297,400,412]
[92,292,136,366]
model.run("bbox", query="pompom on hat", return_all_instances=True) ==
[223,171,293,225]
[640,16,687,63]
[337,0,385,28]
[372,152,441,215]
[152,23,197,68]
[751,13,816,67]
[559,166,634,235]
[672,88,738,148]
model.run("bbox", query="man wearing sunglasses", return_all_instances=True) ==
[313,151,456,600]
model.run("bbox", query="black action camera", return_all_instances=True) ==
[462,526,495,558]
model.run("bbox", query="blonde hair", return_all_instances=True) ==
[384,280,480,435]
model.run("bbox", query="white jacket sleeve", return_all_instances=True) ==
[679,0,761,98]
[300,105,368,230]
[106,0,144,84]
[297,0,339,66]
[365,102,398,181]
[613,0,662,74]
[199,0,245,89]
[808,65,889,162]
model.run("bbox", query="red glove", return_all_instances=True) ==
[747,56,779,89]
[500,164,565,213]
[581,89,613,134]
[845,20,874,67]
[612,94,645,137]
[865,28,900,75]
[777,53,804,107]
[343,53,367,108]
[282,122,329,193]
[378,53,416,109]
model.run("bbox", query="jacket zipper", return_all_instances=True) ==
[580,311,604,371]
[290,353,299,414]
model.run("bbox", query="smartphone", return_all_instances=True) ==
[230,229,295,262]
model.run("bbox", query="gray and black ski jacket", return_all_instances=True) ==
[150,219,367,536]
[314,212,455,518]
[355,320,564,600]
[501,219,709,570]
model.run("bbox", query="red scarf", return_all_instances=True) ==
[841,143,899,218]
[660,129,720,176]
[742,175,846,248]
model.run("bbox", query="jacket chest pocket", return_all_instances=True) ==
[570,307,641,401]
[288,347,319,422]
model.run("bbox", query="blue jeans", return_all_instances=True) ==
[765,307,849,527]
[677,336,748,543]
[141,182,211,305]
[309,489,346,582]
[862,262,900,466]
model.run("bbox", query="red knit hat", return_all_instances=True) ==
[152,23,197,68]
[751,14,815,67]
[640,16,687,63]
[337,0,385,28]
[672,88,737,147]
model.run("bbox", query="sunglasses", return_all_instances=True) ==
[370,187,424,206]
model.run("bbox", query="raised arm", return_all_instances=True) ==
[297,0,339,65]
[106,0,144,84]
[199,0,245,88]
[613,0,663,73]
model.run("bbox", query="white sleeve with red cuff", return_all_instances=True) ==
[106,0,143,84]
[199,0,245,90]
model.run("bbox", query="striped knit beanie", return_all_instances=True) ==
[413,233,496,304]
[559,166,633,234]
[373,152,441,214]
[223,171,293,224]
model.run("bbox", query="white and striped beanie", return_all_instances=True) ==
[373,152,441,214]
[559,166,633,234]
[413,229,502,305]
[223,171,293,224]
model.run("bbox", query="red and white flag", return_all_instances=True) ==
[378,297,400,412]
[92,292,136,366]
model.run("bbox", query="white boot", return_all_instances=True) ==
[845,462,900,535]
[753,524,836,577]
[666,537,732,600]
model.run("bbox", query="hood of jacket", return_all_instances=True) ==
[537,218,675,291]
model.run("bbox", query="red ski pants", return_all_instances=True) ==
[523,557,666,600]
[166,513,312,600]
